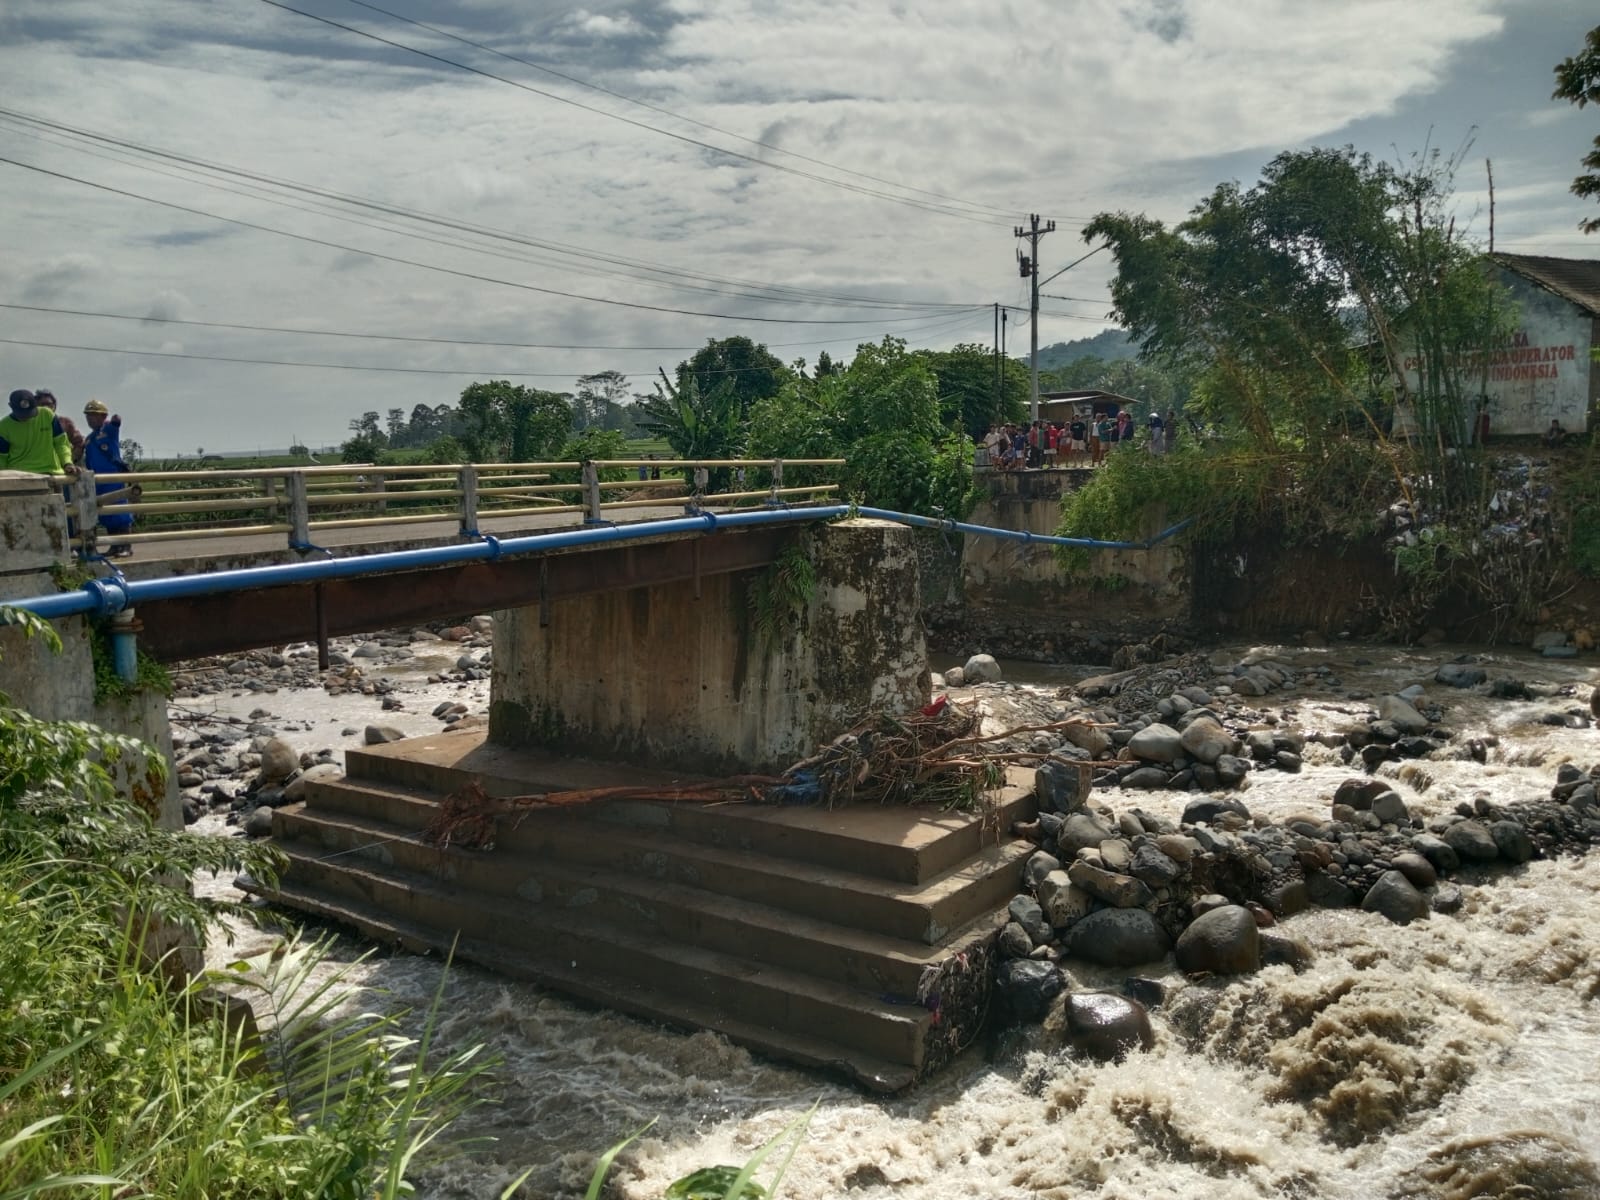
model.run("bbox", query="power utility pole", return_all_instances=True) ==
[1015,212,1055,424]
[992,302,1001,424]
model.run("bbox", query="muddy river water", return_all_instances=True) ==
[194,639,1600,1199]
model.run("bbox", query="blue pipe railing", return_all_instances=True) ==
[5,507,1194,621]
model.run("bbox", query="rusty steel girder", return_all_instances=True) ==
[138,527,793,662]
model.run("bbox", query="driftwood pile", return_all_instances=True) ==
[421,698,1101,851]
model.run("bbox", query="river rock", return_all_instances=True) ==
[244,806,275,837]
[1183,796,1250,826]
[1175,905,1260,975]
[1335,778,1389,810]
[1008,895,1053,946]
[364,725,406,745]
[1442,819,1500,862]
[1063,908,1171,967]
[1059,812,1117,856]
[1128,843,1182,887]
[1179,716,1233,765]
[1362,869,1428,924]
[283,761,343,801]
[1259,930,1314,971]
[1377,695,1430,735]
[1098,838,1133,873]
[999,922,1034,959]
[1489,819,1534,864]
[1305,869,1357,908]
[1036,872,1093,927]
[1035,758,1088,814]
[1025,851,1062,887]
[1412,832,1460,873]
[1390,851,1438,890]
[1371,791,1410,826]
[257,737,298,784]
[1055,992,1154,1061]
[1060,722,1113,758]
[944,666,966,687]
[963,654,1002,684]
[1128,723,1183,764]
[994,959,1063,1022]
[1121,767,1172,790]
[1067,860,1153,909]
[1435,663,1486,688]
[1155,833,1196,862]
[1433,884,1465,914]
[1214,754,1250,787]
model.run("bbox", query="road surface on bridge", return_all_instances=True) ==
[123,502,788,576]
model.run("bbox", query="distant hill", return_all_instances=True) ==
[1026,329,1137,372]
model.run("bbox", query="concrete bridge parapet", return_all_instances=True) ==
[488,518,931,775]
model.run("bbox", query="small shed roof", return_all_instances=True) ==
[1492,253,1600,317]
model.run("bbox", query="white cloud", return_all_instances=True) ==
[0,0,1592,454]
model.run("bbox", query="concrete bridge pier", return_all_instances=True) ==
[488,518,932,774]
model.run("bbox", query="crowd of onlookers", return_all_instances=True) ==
[979,408,1180,470]
[2,387,135,555]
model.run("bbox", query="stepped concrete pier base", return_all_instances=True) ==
[488,518,930,775]
[263,730,1037,1091]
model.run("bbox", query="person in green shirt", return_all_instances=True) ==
[0,389,75,475]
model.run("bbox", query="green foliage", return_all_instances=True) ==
[424,434,467,464]
[637,371,744,471]
[916,342,1028,438]
[457,381,573,463]
[1552,24,1600,233]
[681,337,791,422]
[341,432,385,464]
[0,605,494,1198]
[667,1167,768,1199]
[748,542,816,647]
[89,624,173,705]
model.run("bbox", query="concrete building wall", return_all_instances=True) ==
[1399,269,1597,435]
[490,519,929,774]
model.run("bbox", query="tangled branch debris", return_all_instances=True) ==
[423,700,1100,850]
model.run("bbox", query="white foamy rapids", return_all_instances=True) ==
[197,641,1600,1198]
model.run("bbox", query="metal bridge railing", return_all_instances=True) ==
[62,458,845,556]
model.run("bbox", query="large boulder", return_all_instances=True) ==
[1067,860,1154,909]
[1059,722,1113,759]
[1182,796,1250,826]
[1489,820,1534,864]
[1441,819,1500,862]
[1376,695,1430,735]
[257,737,299,785]
[994,959,1063,1022]
[1174,905,1261,976]
[1051,992,1154,1061]
[1127,723,1184,764]
[1058,811,1117,856]
[1007,895,1053,946]
[1435,663,1486,689]
[282,761,343,802]
[1361,870,1428,924]
[1035,758,1089,815]
[1334,778,1391,811]
[963,654,1003,684]
[1036,872,1094,927]
[1178,716,1234,766]
[1062,908,1172,967]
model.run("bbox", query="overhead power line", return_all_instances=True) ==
[0,300,984,352]
[256,0,1026,228]
[0,154,992,326]
[342,0,1023,222]
[0,108,977,313]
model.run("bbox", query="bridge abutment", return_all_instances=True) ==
[488,518,931,774]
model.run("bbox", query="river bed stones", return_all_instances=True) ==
[1047,991,1155,1061]
[1175,905,1260,975]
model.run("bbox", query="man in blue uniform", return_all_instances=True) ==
[82,398,134,557]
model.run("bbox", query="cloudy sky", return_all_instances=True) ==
[1,0,1595,455]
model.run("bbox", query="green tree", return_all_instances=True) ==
[573,370,632,431]
[917,343,1028,438]
[682,337,791,421]
[637,370,743,465]
[456,380,572,462]
[1553,24,1600,234]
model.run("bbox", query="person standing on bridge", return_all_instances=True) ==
[82,399,135,557]
[0,389,74,476]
